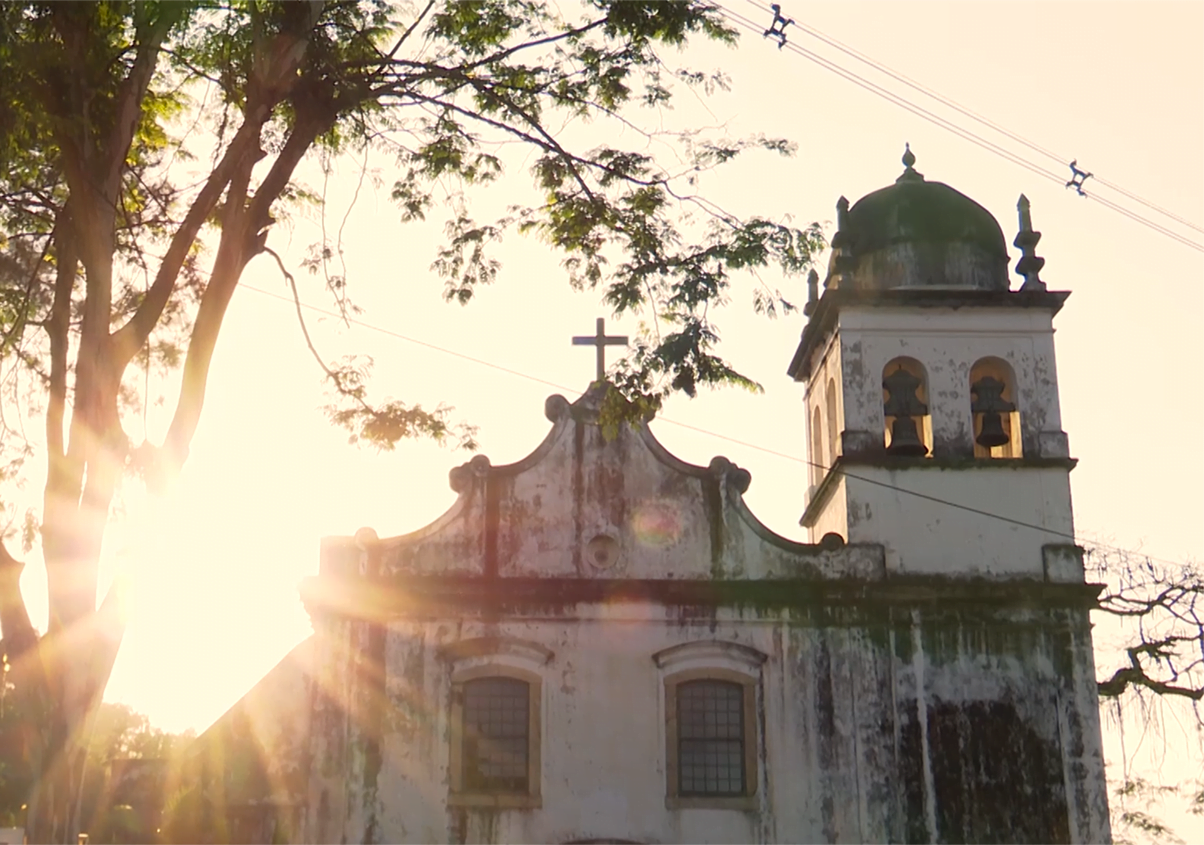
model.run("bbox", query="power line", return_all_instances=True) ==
[736,0,1204,239]
[1093,176,1204,235]
[238,280,1188,570]
[716,3,1204,253]
[1088,192,1204,253]
[738,0,1068,167]
[718,6,1065,186]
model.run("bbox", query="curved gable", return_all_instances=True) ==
[321,385,882,582]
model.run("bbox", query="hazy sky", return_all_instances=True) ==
[11,0,1204,834]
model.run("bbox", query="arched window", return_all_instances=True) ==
[811,405,825,485]
[440,637,550,809]
[653,641,764,811]
[825,378,839,465]
[970,357,1022,458]
[882,357,932,456]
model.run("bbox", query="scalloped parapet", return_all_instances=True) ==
[321,385,883,582]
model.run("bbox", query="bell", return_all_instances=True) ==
[976,411,1010,448]
[887,416,928,457]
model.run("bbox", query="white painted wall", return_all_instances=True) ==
[296,384,1106,844]
[799,302,1076,565]
[302,602,1109,844]
[803,326,844,488]
[372,615,776,844]
[835,305,1066,456]
[842,465,1074,576]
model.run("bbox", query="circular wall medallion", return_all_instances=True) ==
[585,534,621,570]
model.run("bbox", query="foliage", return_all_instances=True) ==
[0,699,192,832]
[1109,774,1204,845]
[0,1,824,840]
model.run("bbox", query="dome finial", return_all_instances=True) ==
[896,143,923,182]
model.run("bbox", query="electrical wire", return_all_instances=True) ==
[1093,176,1204,235]
[238,279,1190,570]
[716,3,1204,253]
[735,0,1204,239]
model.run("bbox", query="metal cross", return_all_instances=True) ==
[572,317,628,382]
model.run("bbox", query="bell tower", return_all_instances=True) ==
[788,148,1078,579]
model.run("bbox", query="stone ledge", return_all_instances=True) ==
[300,574,1103,622]
[788,287,1071,382]
[447,792,541,810]
[801,453,1077,528]
[665,795,758,811]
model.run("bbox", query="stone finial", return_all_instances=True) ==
[896,142,924,183]
[1013,193,1047,291]
[803,268,820,316]
[830,196,856,288]
[353,527,379,550]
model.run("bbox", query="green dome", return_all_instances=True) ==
[829,147,1010,292]
[848,179,1008,260]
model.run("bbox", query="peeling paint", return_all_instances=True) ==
[197,367,1110,844]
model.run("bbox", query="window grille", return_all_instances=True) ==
[677,679,745,796]
[462,677,529,792]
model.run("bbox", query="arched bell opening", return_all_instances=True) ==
[825,378,840,467]
[970,357,1022,458]
[810,405,826,486]
[882,357,933,457]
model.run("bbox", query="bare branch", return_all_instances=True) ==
[1092,546,1204,712]
[265,246,353,389]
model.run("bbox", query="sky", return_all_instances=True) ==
[10,0,1204,836]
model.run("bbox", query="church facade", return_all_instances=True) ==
[185,151,1111,844]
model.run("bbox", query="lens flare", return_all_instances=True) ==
[631,500,683,548]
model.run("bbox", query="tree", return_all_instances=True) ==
[0,700,192,834]
[1090,546,1204,843]
[0,2,820,840]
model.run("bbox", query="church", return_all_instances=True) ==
[176,150,1112,844]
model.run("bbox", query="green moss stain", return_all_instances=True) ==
[358,621,386,843]
[926,699,1069,843]
[704,474,726,579]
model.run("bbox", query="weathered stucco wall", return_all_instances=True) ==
[301,603,1108,844]
[292,387,1109,844]
[355,391,881,585]
[835,306,1065,458]
[177,641,315,842]
[804,328,845,489]
[840,465,1073,576]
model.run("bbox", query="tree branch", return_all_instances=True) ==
[45,211,78,464]
[1098,665,1204,701]
[112,5,329,370]
[0,537,38,666]
[99,5,185,201]
[109,130,251,369]
[159,109,329,476]
[264,245,367,400]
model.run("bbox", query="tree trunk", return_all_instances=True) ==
[21,435,126,844]
[24,722,87,845]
